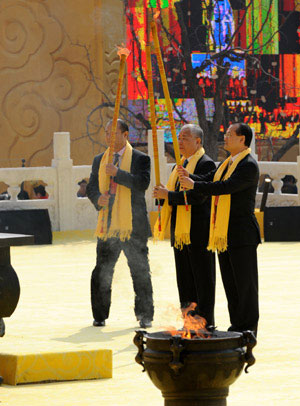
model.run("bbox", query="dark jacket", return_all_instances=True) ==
[168,154,216,247]
[87,148,151,240]
[191,153,261,247]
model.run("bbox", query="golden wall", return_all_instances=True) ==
[0,0,125,168]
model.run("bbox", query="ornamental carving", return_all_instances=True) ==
[0,0,124,167]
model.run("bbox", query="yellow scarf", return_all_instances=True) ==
[95,141,133,241]
[154,148,205,250]
[207,148,251,253]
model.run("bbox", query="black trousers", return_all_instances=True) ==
[218,245,259,333]
[91,237,154,322]
[174,245,216,326]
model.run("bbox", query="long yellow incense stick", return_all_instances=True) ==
[101,46,130,233]
[108,48,130,167]
[150,20,181,165]
[150,18,189,211]
[146,45,160,186]
[146,43,162,230]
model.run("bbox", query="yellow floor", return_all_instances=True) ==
[0,232,299,405]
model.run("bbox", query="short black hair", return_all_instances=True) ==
[117,119,129,133]
[107,119,129,133]
[234,123,253,147]
[34,185,46,197]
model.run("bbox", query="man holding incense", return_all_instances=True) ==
[87,119,154,328]
[153,124,216,326]
[178,123,261,335]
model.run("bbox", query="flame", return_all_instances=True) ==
[153,10,160,20]
[166,302,208,339]
[117,44,130,59]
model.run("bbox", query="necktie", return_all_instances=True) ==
[183,159,189,168]
[175,159,189,191]
[107,154,120,230]
[113,153,120,166]
[214,159,233,224]
[109,154,119,195]
[221,159,233,180]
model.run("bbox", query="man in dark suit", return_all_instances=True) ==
[153,124,216,326]
[179,123,261,334]
[87,119,154,328]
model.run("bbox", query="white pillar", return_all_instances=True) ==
[51,132,74,231]
[146,130,168,212]
[250,127,258,161]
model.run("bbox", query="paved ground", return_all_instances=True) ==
[1,231,299,405]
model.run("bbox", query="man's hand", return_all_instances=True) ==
[178,176,195,190]
[177,166,189,178]
[106,163,118,177]
[153,184,169,199]
[97,193,109,207]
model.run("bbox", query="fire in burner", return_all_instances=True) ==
[166,302,209,339]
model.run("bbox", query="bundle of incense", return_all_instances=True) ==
[150,16,189,211]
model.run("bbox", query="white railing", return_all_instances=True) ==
[0,133,96,231]
[0,166,59,230]
[147,130,300,210]
[0,131,299,231]
[162,162,299,208]
[256,161,299,207]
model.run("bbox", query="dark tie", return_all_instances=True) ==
[107,153,120,229]
[220,159,233,180]
[110,153,120,193]
[113,153,120,166]
[175,159,189,191]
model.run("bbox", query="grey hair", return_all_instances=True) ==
[181,124,203,141]
[106,118,129,133]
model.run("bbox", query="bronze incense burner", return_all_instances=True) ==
[134,328,256,406]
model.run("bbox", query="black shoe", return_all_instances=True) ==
[139,319,152,328]
[93,320,105,327]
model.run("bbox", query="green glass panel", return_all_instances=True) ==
[161,0,170,8]
[147,0,170,8]
[148,0,157,7]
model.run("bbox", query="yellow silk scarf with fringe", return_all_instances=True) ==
[154,148,205,250]
[95,141,132,241]
[207,148,251,253]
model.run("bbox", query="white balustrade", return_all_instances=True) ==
[255,161,299,207]
[147,132,300,210]
[0,130,299,232]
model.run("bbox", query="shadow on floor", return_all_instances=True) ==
[52,326,138,344]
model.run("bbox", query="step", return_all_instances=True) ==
[0,349,112,385]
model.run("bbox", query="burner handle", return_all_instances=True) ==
[242,330,257,373]
[169,335,185,376]
[133,330,146,372]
